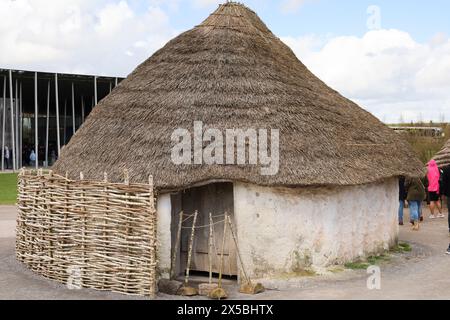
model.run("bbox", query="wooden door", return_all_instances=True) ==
[172,183,237,276]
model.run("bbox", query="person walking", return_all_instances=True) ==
[398,176,407,225]
[405,177,426,231]
[29,150,36,168]
[4,146,10,169]
[427,159,443,219]
[441,164,450,234]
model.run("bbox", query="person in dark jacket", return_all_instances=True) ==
[405,177,426,231]
[398,176,407,225]
[440,165,450,233]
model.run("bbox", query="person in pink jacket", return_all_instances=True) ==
[427,159,444,219]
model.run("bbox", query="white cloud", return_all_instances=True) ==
[192,0,221,8]
[280,0,308,13]
[1,0,448,124]
[282,30,450,123]
[0,0,177,76]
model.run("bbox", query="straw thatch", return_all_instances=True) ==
[53,2,423,191]
[434,138,450,168]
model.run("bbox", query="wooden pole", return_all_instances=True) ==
[209,212,214,284]
[71,82,75,135]
[226,215,250,284]
[34,72,39,169]
[185,211,198,286]
[218,213,228,289]
[1,76,6,171]
[9,70,16,171]
[54,74,61,156]
[170,211,184,280]
[45,81,50,167]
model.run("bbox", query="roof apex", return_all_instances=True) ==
[198,1,273,36]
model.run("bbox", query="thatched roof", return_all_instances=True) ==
[434,138,450,168]
[53,2,423,191]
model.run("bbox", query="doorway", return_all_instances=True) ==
[170,182,237,279]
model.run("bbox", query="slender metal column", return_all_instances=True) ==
[45,81,50,167]
[71,82,75,135]
[63,100,67,145]
[55,74,61,156]
[94,76,98,105]
[8,70,16,171]
[15,79,18,169]
[109,82,112,94]
[34,72,39,169]
[1,76,6,171]
[19,82,23,167]
[115,77,118,87]
[81,95,85,123]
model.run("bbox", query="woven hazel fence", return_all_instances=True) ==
[16,169,158,297]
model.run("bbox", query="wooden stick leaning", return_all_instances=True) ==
[178,210,198,296]
[208,212,228,299]
[208,212,214,285]
[226,215,250,284]
[226,215,265,295]
[218,213,227,289]
[185,210,198,286]
[170,211,184,280]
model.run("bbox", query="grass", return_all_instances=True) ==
[344,261,371,270]
[344,254,390,270]
[395,123,450,163]
[276,269,317,279]
[0,173,18,205]
[344,242,412,270]
[391,242,412,253]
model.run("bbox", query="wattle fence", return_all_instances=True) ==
[15,169,158,297]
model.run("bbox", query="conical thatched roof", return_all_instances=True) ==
[53,2,423,191]
[434,138,450,168]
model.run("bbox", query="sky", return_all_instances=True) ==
[0,0,449,123]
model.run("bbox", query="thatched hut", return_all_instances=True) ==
[434,138,450,168]
[51,2,423,281]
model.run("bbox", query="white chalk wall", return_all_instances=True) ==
[233,178,398,279]
[157,193,172,279]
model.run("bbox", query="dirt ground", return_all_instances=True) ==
[1,205,449,300]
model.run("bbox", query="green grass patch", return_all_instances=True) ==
[345,254,391,270]
[393,242,412,253]
[367,254,390,265]
[0,173,18,205]
[344,261,370,270]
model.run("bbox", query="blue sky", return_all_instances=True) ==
[0,0,449,122]
[137,0,450,42]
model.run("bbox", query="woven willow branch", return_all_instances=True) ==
[15,169,158,297]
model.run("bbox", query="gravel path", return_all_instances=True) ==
[1,205,449,300]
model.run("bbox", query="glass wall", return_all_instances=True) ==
[0,69,123,170]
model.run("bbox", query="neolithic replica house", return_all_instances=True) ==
[17,2,423,296]
[434,138,450,168]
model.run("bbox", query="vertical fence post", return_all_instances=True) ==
[149,175,157,297]
[80,171,86,286]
